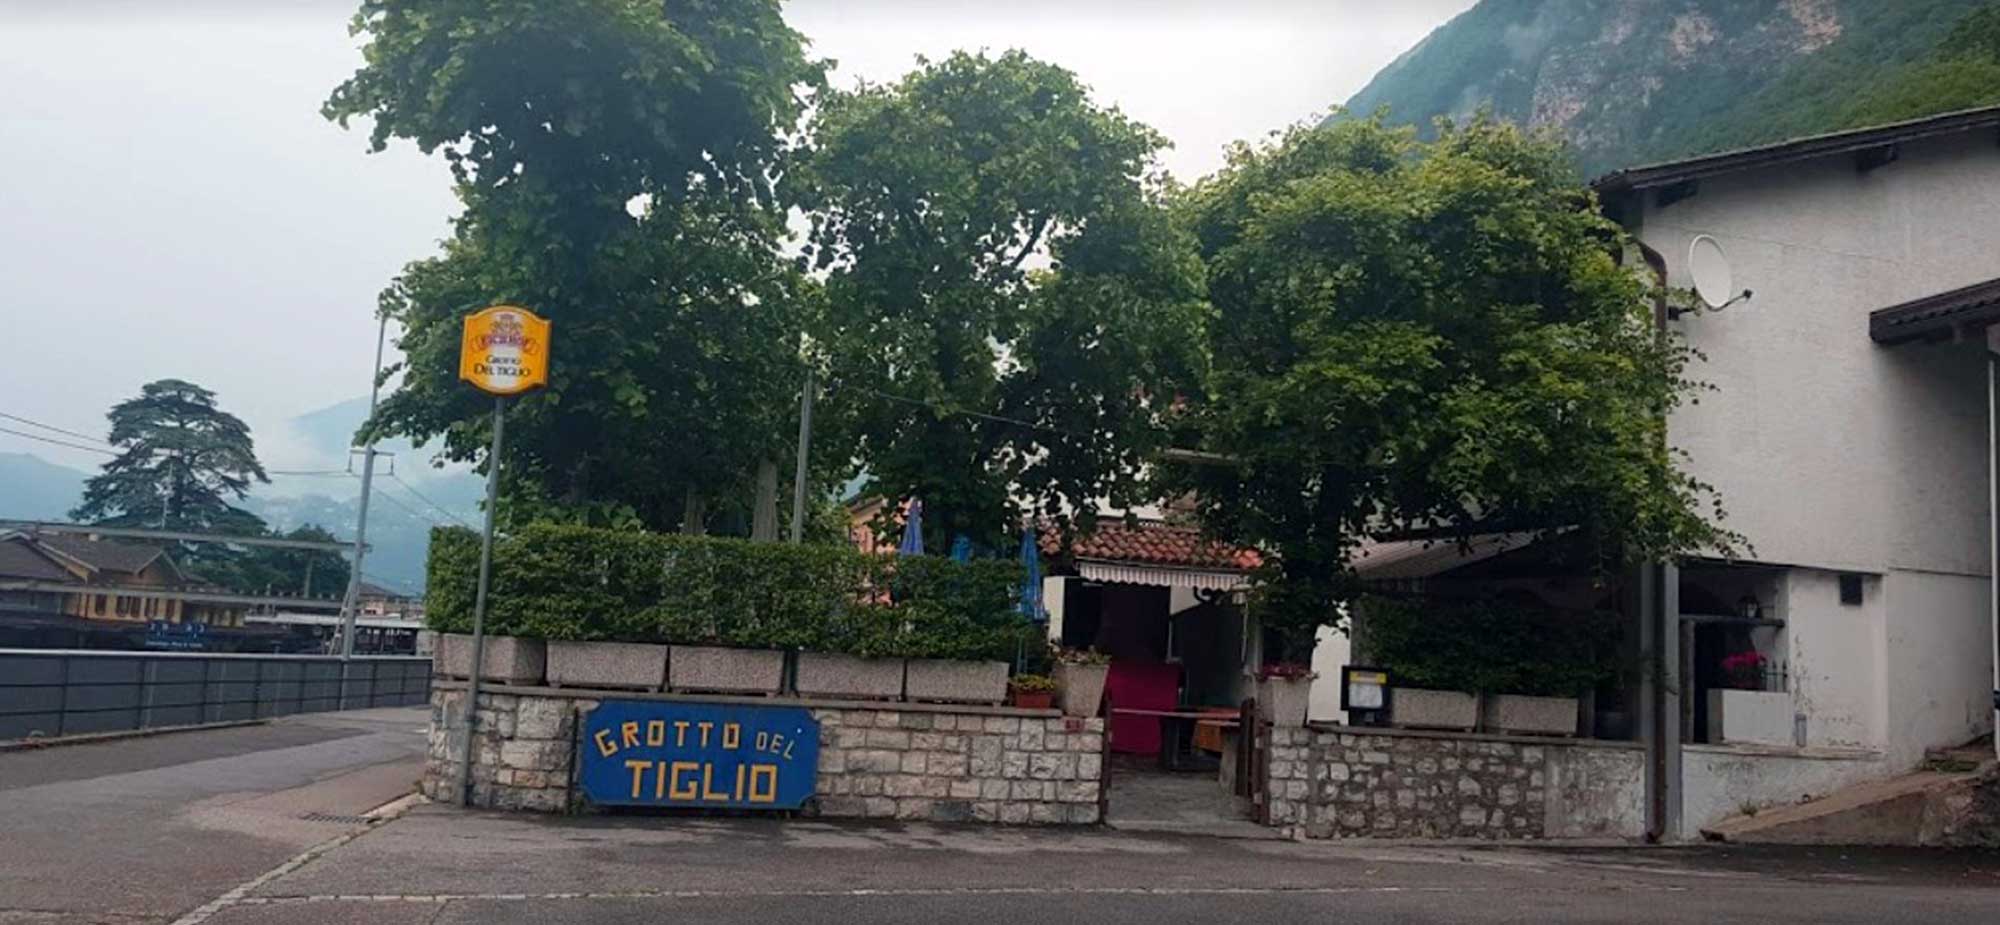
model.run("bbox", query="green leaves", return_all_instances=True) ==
[332,1,830,533]
[1361,594,1622,698]
[1165,114,1741,645]
[806,50,1202,548]
[72,379,270,537]
[424,523,1030,661]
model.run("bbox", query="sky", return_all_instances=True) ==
[0,0,1473,473]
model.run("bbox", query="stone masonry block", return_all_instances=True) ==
[514,698,570,740]
[865,729,911,749]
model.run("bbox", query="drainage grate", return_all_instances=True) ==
[299,812,374,824]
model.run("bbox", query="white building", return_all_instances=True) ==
[1592,106,2000,832]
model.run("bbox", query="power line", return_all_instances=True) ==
[386,471,478,529]
[0,410,112,446]
[0,425,118,456]
[267,468,353,477]
[352,471,468,530]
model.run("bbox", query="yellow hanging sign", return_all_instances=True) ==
[459,305,551,396]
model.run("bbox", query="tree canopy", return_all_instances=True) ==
[1162,116,1740,657]
[327,0,829,531]
[804,50,1206,550]
[73,379,269,536]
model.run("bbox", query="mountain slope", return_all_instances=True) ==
[0,453,90,521]
[1344,0,2000,176]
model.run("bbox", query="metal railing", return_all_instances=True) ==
[0,649,431,740]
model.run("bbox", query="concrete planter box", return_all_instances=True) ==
[1055,662,1110,718]
[437,633,546,686]
[794,653,905,700]
[546,640,668,691]
[1708,688,1794,746]
[904,659,1009,705]
[1257,677,1313,728]
[1390,687,1478,731]
[1480,693,1579,737]
[668,645,784,695]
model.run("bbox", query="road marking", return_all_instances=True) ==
[225,882,1689,906]
[166,792,427,925]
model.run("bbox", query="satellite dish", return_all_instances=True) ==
[1688,234,1742,310]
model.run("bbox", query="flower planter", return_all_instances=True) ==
[545,640,668,691]
[667,645,784,695]
[1055,662,1110,718]
[1707,688,1794,746]
[1256,677,1313,728]
[1010,689,1055,710]
[1479,693,1579,737]
[904,659,1010,705]
[793,653,905,701]
[1390,687,1478,731]
[437,633,546,686]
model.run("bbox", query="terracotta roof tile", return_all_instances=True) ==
[1043,520,1260,572]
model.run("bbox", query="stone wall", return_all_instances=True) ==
[422,684,1105,825]
[1264,725,1644,840]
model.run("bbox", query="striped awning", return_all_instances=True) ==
[1076,560,1251,591]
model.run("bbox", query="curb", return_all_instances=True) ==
[0,718,270,753]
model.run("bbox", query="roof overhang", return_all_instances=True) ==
[1870,277,2000,346]
[1592,105,2000,199]
[1351,531,1540,581]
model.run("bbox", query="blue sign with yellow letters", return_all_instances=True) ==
[577,700,820,810]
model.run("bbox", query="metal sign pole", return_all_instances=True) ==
[456,395,507,807]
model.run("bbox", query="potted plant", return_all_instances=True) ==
[545,636,670,691]
[1255,663,1315,728]
[437,632,547,686]
[1721,650,1768,690]
[1054,647,1111,718]
[1008,673,1058,710]
[1708,649,1792,746]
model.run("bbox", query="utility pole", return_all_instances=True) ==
[788,367,815,544]
[337,314,389,671]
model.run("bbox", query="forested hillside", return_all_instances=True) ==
[1344,0,2000,175]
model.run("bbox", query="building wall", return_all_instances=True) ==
[1681,745,1891,832]
[1635,131,2000,767]
[1883,569,1995,764]
[1642,131,2000,576]
[1783,568,1886,751]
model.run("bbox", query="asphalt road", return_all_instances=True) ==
[4,712,1999,924]
[204,809,2000,924]
[0,707,428,925]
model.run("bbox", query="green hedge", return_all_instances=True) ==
[1359,594,1620,698]
[425,523,1033,662]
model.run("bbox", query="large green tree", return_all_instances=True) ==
[804,50,1206,549]
[1164,116,1741,659]
[326,0,829,531]
[72,379,271,572]
[73,379,269,532]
